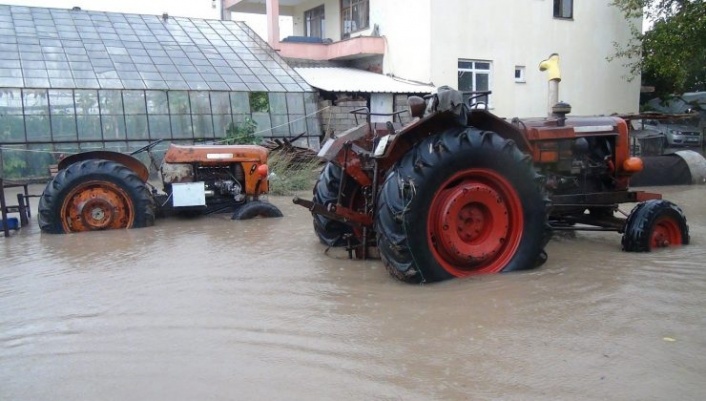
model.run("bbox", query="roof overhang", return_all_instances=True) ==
[294,67,435,94]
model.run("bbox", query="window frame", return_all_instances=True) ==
[458,59,493,108]
[305,5,326,38]
[553,0,573,19]
[341,0,369,36]
[515,66,526,83]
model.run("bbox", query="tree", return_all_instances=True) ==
[611,0,706,97]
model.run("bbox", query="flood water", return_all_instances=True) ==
[1,184,705,401]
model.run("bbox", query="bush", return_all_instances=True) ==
[267,151,321,196]
[224,118,258,145]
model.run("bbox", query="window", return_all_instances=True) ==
[305,5,325,38]
[458,59,492,107]
[341,0,369,36]
[554,0,573,19]
[515,66,526,83]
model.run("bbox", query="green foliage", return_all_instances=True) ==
[610,0,706,96]
[224,118,259,145]
[249,92,270,112]
[1,152,27,179]
[266,152,321,196]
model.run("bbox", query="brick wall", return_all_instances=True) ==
[317,98,368,140]
[315,94,416,142]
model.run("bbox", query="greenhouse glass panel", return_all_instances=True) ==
[23,89,49,115]
[230,92,249,114]
[210,92,230,115]
[26,143,55,177]
[189,91,211,114]
[250,113,271,138]
[148,114,171,139]
[0,116,25,143]
[126,114,148,140]
[99,90,123,115]
[192,114,213,139]
[269,92,287,114]
[286,93,305,115]
[270,115,290,137]
[101,114,126,140]
[0,89,24,143]
[168,91,190,114]
[74,90,99,115]
[48,89,76,140]
[146,91,169,114]
[123,90,146,114]
[25,115,51,142]
[76,114,102,140]
[51,114,77,141]
[170,114,192,139]
[1,145,27,179]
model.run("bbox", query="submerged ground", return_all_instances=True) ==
[1,184,705,401]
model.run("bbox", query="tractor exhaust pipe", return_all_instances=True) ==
[539,53,561,117]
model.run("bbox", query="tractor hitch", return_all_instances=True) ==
[293,197,373,227]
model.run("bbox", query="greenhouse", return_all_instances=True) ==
[0,5,321,179]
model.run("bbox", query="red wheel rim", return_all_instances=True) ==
[650,217,683,249]
[427,169,524,276]
[60,180,135,232]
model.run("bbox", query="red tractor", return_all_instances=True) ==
[294,87,689,283]
[38,140,282,234]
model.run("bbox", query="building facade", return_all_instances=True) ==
[225,0,642,118]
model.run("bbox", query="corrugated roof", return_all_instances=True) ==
[0,4,313,92]
[294,67,434,94]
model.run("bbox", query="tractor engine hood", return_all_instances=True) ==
[163,144,268,164]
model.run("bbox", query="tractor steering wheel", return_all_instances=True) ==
[130,139,164,155]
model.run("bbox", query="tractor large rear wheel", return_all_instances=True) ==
[376,128,548,283]
[38,159,155,234]
[312,163,355,246]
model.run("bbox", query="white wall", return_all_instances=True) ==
[381,0,641,118]
[370,0,432,84]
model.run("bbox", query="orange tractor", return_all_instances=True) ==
[294,87,690,283]
[38,140,281,234]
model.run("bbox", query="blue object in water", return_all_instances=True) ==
[0,217,19,230]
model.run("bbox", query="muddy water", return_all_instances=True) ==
[1,185,705,401]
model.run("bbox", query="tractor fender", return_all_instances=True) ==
[58,151,150,182]
[467,109,533,153]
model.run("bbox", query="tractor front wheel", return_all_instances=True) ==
[232,200,283,220]
[38,159,155,234]
[622,200,689,252]
[311,163,355,246]
[376,128,548,283]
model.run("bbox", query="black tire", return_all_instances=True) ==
[376,128,548,283]
[38,159,155,234]
[312,163,355,246]
[622,199,689,252]
[232,200,283,220]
